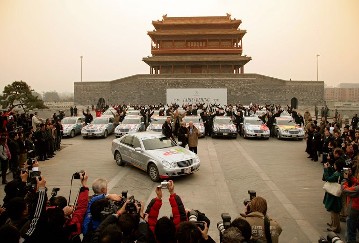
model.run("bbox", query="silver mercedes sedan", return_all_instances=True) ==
[111,132,200,181]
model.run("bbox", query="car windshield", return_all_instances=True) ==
[276,119,294,125]
[103,110,115,116]
[142,137,176,150]
[186,116,202,123]
[62,118,77,124]
[122,118,140,124]
[93,118,108,124]
[245,119,263,125]
[151,118,166,124]
[214,118,232,125]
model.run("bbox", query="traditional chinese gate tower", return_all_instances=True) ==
[143,14,251,74]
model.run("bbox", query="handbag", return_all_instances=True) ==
[323,176,342,197]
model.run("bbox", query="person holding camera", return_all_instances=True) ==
[341,168,359,243]
[240,196,282,243]
[82,178,122,238]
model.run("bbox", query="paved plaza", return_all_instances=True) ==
[0,134,340,242]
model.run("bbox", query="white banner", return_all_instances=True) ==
[166,88,227,105]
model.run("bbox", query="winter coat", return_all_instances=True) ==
[240,212,282,243]
[323,168,342,213]
[187,126,199,147]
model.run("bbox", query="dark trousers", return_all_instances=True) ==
[1,159,8,183]
[189,147,197,154]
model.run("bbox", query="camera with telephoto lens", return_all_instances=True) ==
[26,158,41,188]
[73,170,85,179]
[318,232,344,243]
[217,213,231,242]
[101,190,140,220]
[243,190,256,215]
[187,210,205,230]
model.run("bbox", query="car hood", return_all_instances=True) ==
[214,124,235,129]
[84,124,107,130]
[148,124,162,129]
[63,124,75,130]
[277,125,298,130]
[117,124,139,130]
[145,147,195,162]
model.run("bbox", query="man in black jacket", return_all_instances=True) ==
[83,110,93,125]
[162,117,174,140]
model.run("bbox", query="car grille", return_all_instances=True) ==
[289,130,299,134]
[177,159,193,167]
[219,129,231,133]
[87,130,95,132]
[152,128,162,132]
[120,129,129,132]
[254,130,263,133]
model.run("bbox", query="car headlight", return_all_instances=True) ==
[246,128,253,133]
[194,156,200,164]
[162,160,176,169]
[213,127,219,132]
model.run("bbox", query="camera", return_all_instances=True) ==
[158,180,169,189]
[243,190,256,215]
[48,187,60,206]
[318,232,344,243]
[73,170,85,179]
[217,213,231,242]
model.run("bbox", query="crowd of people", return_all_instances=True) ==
[1,102,356,242]
[304,111,359,242]
[0,160,282,243]
[0,103,287,243]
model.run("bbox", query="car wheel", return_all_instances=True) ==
[104,130,108,138]
[114,151,125,166]
[148,163,160,182]
[277,132,281,140]
[82,136,87,139]
[243,132,247,139]
[70,130,75,138]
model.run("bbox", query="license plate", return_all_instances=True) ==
[184,168,191,174]
[223,133,228,135]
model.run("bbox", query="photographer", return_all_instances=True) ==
[90,198,151,243]
[82,178,121,238]
[50,171,90,242]
[341,168,359,243]
[240,197,282,243]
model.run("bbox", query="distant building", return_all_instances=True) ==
[142,14,251,74]
[325,83,359,102]
[74,14,324,107]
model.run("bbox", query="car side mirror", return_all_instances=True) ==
[134,147,142,152]
[177,141,183,146]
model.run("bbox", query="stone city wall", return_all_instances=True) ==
[74,74,324,108]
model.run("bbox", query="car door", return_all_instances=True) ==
[119,135,133,163]
[75,118,82,134]
[131,137,147,170]
[109,117,115,133]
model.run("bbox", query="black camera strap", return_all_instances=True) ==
[264,215,272,243]
[68,175,75,206]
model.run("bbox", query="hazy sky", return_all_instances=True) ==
[1,0,358,93]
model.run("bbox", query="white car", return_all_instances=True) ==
[147,116,168,132]
[273,117,305,140]
[81,116,115,138]
[115,115,144,138]
[241,116,270,139]
[212,116,237,138]
[62,117,84,138]
[111,132,200,181]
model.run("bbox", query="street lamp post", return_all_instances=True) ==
[80,56,83,82]
[316,54,320,81]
